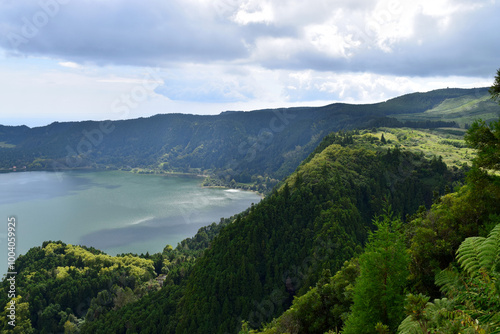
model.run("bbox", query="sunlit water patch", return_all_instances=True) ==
[0,171,261,274]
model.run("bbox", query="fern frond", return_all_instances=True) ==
[425,298,456,324]
[397,316,421,334]
[427,297,453,311]
[477,223,500,272]
[435,269,461,296]
[456,236,484,277]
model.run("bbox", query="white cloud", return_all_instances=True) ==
[282,70,493,103]
[304,22,354,58]
[58,61,82,69]
[233,0,274,25]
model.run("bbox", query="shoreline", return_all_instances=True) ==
[0,167,267,198]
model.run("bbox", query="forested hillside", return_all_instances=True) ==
[0,215,243,333]
[174,133,464,334]
[248,116,500,333]
[1,128,469,333]
[1,88,497,191]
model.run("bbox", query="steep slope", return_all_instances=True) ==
[253,116,500,334]
[174,133,462,334]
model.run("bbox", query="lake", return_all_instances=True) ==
[0,171,261,274]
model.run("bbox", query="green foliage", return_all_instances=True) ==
[407,179,500,297]
[0,124,476,333]
[81,284,184,334]
[253,259,360,334]
[0,214,239,334]
[465,117,500,171]
[79,215,246,333]
[398,297,463,334]
[401,293,430,333]
[489,68,500,103]
[0,242,158,333]
[393,87,500,127]
[400,223,500,333]
[0,296,34,333]
[343,209,409,334]
[364,127,472,170]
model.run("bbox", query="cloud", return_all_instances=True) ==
[155,70,255,103]
[0,0,498,125]
[233,0,274,25]
[0,0,248,66]
[250,0,500,77]
[59,61,81,69]
[0,0,497,77]
[282,70,492,103]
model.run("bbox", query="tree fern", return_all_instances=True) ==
[456,223,500,277]
[477,223,500,272]
[397,298,457,334]
[435,269,461,297]
[437,223,500,332]
[456,236,485,277]
[424,298,459,329]
[397,316,421,334]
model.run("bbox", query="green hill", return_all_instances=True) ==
[391,87,500,127]
[1,87,498,192]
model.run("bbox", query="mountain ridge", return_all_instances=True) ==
[1,87,498,192]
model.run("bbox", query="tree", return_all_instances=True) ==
[343,209,409,334]
[380,133,387,144]
[1,296,34,333]
[464,118,500,171]
[489,68,500,103]
[465,69,500,172]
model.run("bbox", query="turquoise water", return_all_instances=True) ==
[0,171,261,273]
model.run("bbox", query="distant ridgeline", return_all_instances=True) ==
[0,87,498,189]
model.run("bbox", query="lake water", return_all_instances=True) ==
[0,171,261,274]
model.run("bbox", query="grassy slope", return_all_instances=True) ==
[392,89,500,127]
[361,128,472,169]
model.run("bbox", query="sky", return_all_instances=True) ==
[0,0,498,127]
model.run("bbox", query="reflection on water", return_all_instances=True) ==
[80,216,201,249]
[0,171,260,272]
[0,171,122,205]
